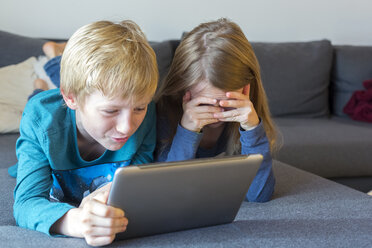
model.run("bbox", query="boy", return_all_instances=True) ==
[13,20,158,246]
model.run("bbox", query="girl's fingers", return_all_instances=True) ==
[188,96,217,107]
[217,116,244,123]
[219,99,246,109]
[226,91,248,100]
[193,105,222,114]
[200,119,220,127]
[194,112,219,120]
[213,109,242,119]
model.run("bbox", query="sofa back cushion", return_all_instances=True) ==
[252,40,333,117]
[0,30,45,67]
[149,41,175,85]
[331,45,372,117]
[0,30,176,90]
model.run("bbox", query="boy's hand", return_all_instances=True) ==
[79,191,128,246]
[51,190,128,246]
[79,182,112,208]
[213,85,260,130]
[181,91,222,132]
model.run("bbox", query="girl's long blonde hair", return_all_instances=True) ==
[155,18,277,154]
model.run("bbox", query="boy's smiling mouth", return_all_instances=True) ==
[112,137,129,143]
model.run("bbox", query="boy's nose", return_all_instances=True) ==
[116,114,134,134]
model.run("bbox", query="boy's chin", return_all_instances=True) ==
[104,141,127,151]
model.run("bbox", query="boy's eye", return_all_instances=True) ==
[134,107,147,112]
[103,110,118,114]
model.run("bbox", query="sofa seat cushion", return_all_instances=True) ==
[252,40,333,118]
[1,160,372,247]
[274,117,372,178]
[0,167,15,226]
[0,133,18,169]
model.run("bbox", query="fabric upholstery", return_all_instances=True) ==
[0,133,18,169]
[1,29,372,247]
[252,40,333,117]
[0,31,44,67]
[274,116,372,178]
[1,160,371,247]
[331,45,372,117]
[149,41,174,84]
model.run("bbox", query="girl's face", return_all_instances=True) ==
[189,80,243,104]
[189,80,243,128]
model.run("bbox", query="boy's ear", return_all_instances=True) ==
[61,89,79,110]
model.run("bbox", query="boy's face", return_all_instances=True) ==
[71,90,152,151]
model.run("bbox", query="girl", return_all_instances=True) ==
[155,18,277,202]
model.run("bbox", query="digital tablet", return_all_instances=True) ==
[108,154,263,240]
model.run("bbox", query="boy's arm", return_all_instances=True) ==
[14,113,74,235]
[240,121,275,202]
[15,114,127,246]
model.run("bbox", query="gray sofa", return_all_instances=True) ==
[251,40,372,192]
[0,30,372,247]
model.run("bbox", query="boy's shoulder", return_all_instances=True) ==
[142,101,156,123]
[147,101,156,113]
[23,89,70,128]
[129,101,156,140]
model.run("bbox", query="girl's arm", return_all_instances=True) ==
[156,92,220,162]
[213,87,275,202]
[239,121,275,202]
[156,123,203,162]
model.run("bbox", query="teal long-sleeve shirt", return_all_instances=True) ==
[13,89,156,235]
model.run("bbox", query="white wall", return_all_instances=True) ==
[1,0,371,45]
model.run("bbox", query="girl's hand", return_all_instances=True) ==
[213,85,260,130]
[180,91,222,132]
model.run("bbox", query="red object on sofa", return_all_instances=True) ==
[343,79,372,123]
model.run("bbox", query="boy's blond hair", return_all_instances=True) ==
[60,20,158,105]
